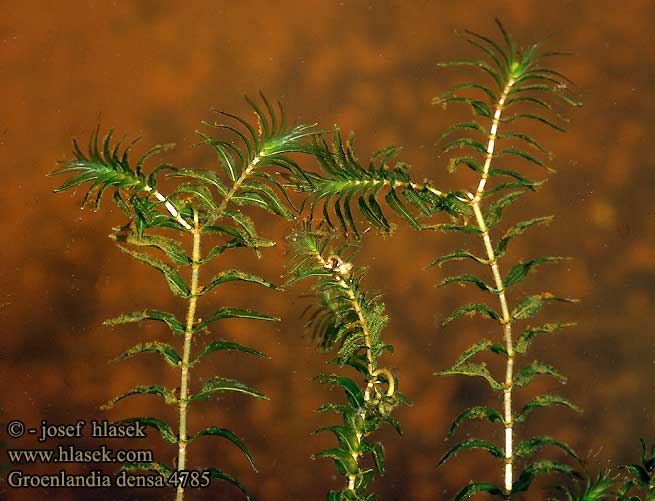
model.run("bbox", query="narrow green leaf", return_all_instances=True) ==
[200,270,278,295]
[385,188,421,229]
[240,181,295,219]
[191,377,268,401]
[446,339,493,365]
[442,138,488,155]
[516,322,575,354]
[206,467,253,500]
[369,442,385,474]
[437,439,504,467]
[447,406,504,439]
[437,363,504,391]
[511,460,580,494]
[195,307,279,331]
[315,374,365,409]
[314,425,359,455]
[428,223,482,235]
[442,303,500,325]
[175,183,218,211]
[495,216,554,257]
[100,385,178,409]
[503,257,566,288]
[103,310,185,335]
[192,340,269,365]
[515,395,582,424]
[514,361,567,387]
[118,417,177,444]
[484,191,526,228]
[110,233,191,266]
[118,462,171,479]
[453,482,503,500]
[512,293,576,320]
[500,147,546,168]
[112,342,181,367]
[312,448,359,476]
[436,121,488,143]
[116,245,189,298]
[503,112,567,132]
[427,250,487,268]
[192,427,257,471]
[438,274,496,293]
[515,436,577,459]
[170,168,228,196]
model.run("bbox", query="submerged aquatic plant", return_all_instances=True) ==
[287,224,409,500]
[617,438,655,500]
[296,20,583,499]
[431,20,582,499]
[50,95,320,500]
[48,18,649,501]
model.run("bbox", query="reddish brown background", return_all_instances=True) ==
[1,1,654,500]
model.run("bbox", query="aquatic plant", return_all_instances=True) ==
[49,19,650,501]
[617,438,655,500]
[287,224,409,499]
[430,20,583,499]
[297,21,583,499]
[50,95,320,500]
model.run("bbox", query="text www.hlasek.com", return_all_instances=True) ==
[7,445,153,464]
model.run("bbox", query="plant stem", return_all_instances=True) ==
[313,252,377,493]
[468,78,516,497]
[217,156,261,215]
[143,185,193,230]
[176,210,201,501]
[470,198,514,498]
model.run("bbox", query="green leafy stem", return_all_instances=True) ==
[288,227,407,499]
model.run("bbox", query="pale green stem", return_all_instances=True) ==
[314,252,379,493]
[176,210,201,501]
[468,77,516,497]
[216,156,261,215]
[143,185,193,230]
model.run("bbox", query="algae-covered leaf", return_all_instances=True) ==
[514,362,567,387]
[515,436,577,459]
[206,467,253,500]
[191,377,268,401]
[118,417,177,444]
[503,257,566,288]
[453,482,504,500]
[516,322,575,353]
[112,342,181,367]
[512,293,576,320]
[443,303,500,325]
[103,309,185,335]
[515,394,581,423]
[447,406,504,439]
[195,307,279,331]
[437,439,504,467]
[192,427,257,470]
[116,245,190,298]
[192,340,269,365]
[100,385,178,409]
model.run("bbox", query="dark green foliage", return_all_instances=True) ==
[288,225,408,499]
[547,470,619,501]
[617,439,655,500]
[289,129,463,238]
[431,20,582,498]
[51,96,321,499]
